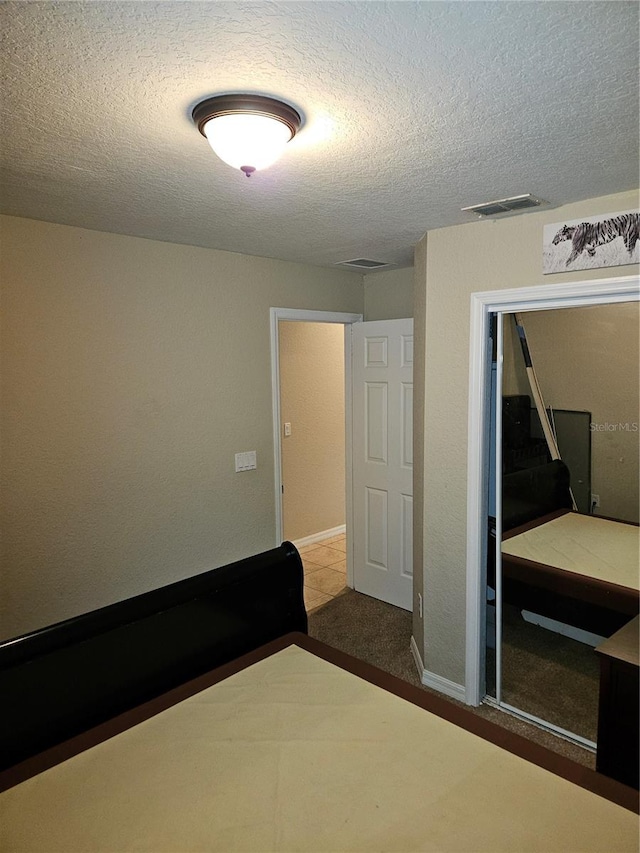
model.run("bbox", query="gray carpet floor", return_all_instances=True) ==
[308,588,596,769]
[501,605,599,742]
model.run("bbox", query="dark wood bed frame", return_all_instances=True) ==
[488,460,639,637]
[2,631,637,814]
[501,509,639,637]
[2,542,637,814]
[0,541,307,771]
[498,508,639,790]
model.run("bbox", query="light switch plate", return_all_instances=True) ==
[235,451,257,472]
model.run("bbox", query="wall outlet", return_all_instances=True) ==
[591,493,600,509]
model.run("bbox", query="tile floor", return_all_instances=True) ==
[298,533,347,613]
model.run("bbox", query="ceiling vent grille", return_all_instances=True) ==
[461,194,548,218]
[336,258,391,270]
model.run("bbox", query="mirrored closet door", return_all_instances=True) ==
[488,301,639,746]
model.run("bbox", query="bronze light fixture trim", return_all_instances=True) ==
[192,94,303,177]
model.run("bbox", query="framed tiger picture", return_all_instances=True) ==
[543,209,639,274]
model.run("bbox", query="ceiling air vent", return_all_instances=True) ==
[336,258,391,270]
[461,194,548,218]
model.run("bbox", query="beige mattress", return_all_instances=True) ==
[502,512,640,591]
[1,642,637,853]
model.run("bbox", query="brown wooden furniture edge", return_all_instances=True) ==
[503,509,639,541]
[502,508,570,540]
[595,514,639,527]
[501,552,640,613]
[596,615,640,667]
[2,631,638,815]
[501,509,639,612]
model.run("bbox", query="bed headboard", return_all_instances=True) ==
[0,542,306,770]
[502,459,573,532]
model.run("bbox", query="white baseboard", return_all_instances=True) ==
[410,636,466,703]
[422,669,466,703]
[291,525,346,550]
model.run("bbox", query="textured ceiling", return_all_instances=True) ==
[1,1,638,270]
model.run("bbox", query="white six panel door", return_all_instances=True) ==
[352,319,413,610]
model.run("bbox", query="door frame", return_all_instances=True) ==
[465,274,639,705]
[269,308,363,577]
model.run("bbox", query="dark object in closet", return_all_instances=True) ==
[0,542,307,771]
[502,459,572,531]
[596,615,639,790]
[487,459,572,589]
[502,394,550,473]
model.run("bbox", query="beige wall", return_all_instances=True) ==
[505,303,639,524]
[414,189,639,686]
[0,215,363,640]
[279,322,345,541]
[363,267,414,320]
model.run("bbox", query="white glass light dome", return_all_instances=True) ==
[202,113,293,173]
[193,94,302,177]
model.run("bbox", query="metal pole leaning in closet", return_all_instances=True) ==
[512,314,578,511]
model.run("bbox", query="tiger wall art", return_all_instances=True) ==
[543,210,639,274]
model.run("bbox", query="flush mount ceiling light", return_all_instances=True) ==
[192,94,302,178]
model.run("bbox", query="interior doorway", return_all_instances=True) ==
[270,307,362,608]
[279,320,348,611]
[278,320,346,544]
[270,308,414,615]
